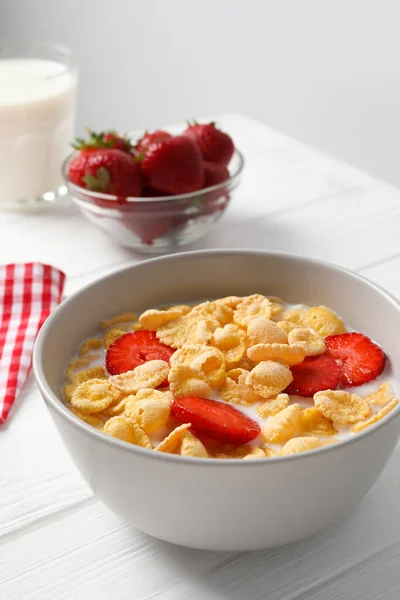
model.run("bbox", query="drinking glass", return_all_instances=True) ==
[0,41,78,210]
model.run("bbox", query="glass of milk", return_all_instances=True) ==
[0,42,78,210]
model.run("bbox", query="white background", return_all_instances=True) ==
[2,0,400,187]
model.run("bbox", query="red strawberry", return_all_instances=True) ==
[105,331,175,378]
[324,332,386,387]
[135,130,172,155]
[171,396,261,446]
[72,129,133,153]
[183,122,234,167]
[285,355,342,397]
[203,161,229,187]
[68,148,142,197]
[140,135,204,195]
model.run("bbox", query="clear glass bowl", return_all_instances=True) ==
[62,149,244,252]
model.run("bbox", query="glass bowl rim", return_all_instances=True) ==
[62,147,244,205]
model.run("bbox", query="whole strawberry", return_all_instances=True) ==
[73,129,133,153]
[68,148,142,197]
[140,135,204,195]
[135,130,172,155]
[183,121,234,167]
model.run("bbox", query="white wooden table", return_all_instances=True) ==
[1,114,400,599]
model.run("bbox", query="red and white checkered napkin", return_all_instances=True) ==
[0,263,66,423]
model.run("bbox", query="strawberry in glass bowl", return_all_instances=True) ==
[62,123,244,252]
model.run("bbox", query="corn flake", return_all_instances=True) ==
[71,378,114,413]
[171,344,226,388]
[170,304,192,314]
[300,407,337,436]
[125,388,172,434]
[242,447,265,459]
[246,361,293,398]
[237,357,254,371]
[139,306,187,331]
[352,398,399,432]
[168,364,212,398]
[247,318,288,345]
[65,355,98,383]
[226,367,249,382]
[156,315,217,349]
[73,366,106,386]
[103,415,152,447]
[314,390,371,425]
[257,393,289,419]
[281,307,306,327]
[215,445,255,459]
[365,383,396,406]
[215,296,242,309]
[109,360,169,394]
[211,324,246,369]
[276,320,298,334]
[261,404,301,443]
[247,343,306,366]
[264,446,280,458]
[69,406,106,428]
[100,312,138,331]
[305,306,346,337]
[288,328,326,356]
[219,373,263,405]
[190,300,233,326]
[63,383,76,403]
[79,337,102,356]
[101,395,129,418]
[234,294,272,328]
[281,436,322,456]
[155,423,191,453]
[180,431,208,458]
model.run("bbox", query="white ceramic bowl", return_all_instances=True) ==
[33,250,400,551]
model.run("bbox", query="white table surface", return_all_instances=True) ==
[1,114,400,600]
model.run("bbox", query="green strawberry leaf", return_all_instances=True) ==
[82,167,110,191]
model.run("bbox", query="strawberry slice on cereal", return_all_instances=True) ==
[324,332,386,387]
[285,354,342,397]
[105,331,175,380]
[171,396,261,446]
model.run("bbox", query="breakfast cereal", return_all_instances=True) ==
[63,294,399,460]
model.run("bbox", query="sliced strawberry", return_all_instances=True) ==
[105,331,175,378]
[324,332,386,387]
[285,355,342,397]
[171,396,261,446]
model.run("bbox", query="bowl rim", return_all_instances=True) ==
[33,249,400,466]
[61,148,245,205]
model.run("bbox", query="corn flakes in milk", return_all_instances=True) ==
[63,294,398,460]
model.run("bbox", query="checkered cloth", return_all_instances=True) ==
[0,263,65,423]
